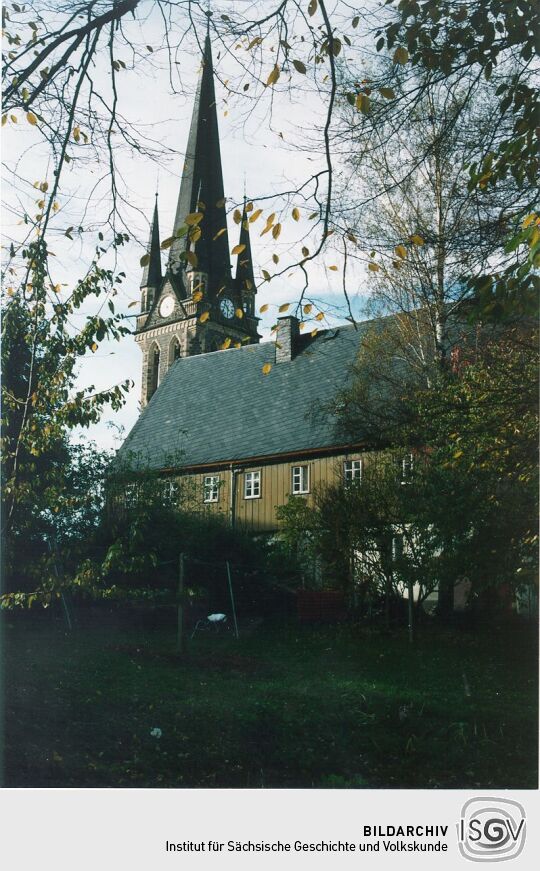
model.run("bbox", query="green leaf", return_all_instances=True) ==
[393,46,409,65]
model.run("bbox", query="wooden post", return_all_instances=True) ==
[226,561,239,639]
[407,579,414,645]
[176,553,185,655]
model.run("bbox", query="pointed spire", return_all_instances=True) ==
[168,28,231,297]
[235,199,256,292]
[141,194,162,289]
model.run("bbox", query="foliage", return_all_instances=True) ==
[1,238,131,598]
[382,0,538,189]
[68,460,279,613]
[324,322,538,607]
[381,0,540,317]
[337,67,535,349]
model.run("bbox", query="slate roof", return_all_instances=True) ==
[117,322,372,471]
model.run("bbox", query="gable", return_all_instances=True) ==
[143,279,188,331]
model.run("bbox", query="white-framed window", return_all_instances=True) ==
[203,475,220,503]
[244,470,261,499]
[162,479,179,504]
[344,459,362,485]
[291,464,309,494]
[401,453,414,483]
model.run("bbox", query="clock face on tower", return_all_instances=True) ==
[159,295,175,318]
[220,297,235,319]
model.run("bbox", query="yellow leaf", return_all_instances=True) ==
[310,328,318,337]
[26,112,38,125]
[221,337,232,350]
[234,342,242,349]
[368,262,380,272]
[1,115,7,126]
[410,234,424,246]
[308,0,318,16]
[90,343,98,353]
[245,202,253,212]
[265,212,276,226]
[266,65,280,87]
[192,290,204,303]
[272,254,279,264]
[185,251,198,268]
[262,269,271,281]
[303,304,313,314]
[299,321,306,330]
[315,312,324,321]
[247,37,263,50]
[347,232,357,244]
[301,246,310,257]
[522,213,537,229]
[260,303,269,313]
[292,207,300,221]
[213,227,227,240]
[140,253,150,267]
[355,93,370,113]
[272,223,282,240]
[249,209,262,223]
[185,212,204,226]
[40,182,49,192]
[235,308,243,319]
[233,209,242,224]
[160,237,174,249]
[393,46,409,65]
[52,201,59,212]
[73,126,80,142]
[10,114,17,123]
[328,265,338,271]
[231,244,246,256]
[395,244,407,259]
[379,87,396,99]
[189,226,202,242]
[199,311,210,323]
[279,303,290,313]
[262,363,272,375]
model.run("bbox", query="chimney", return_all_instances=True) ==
[276,316,299,363]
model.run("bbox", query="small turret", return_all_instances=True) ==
[140,195,162,312]
[234,200,256,316]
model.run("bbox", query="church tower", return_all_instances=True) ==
[134,26,260,407]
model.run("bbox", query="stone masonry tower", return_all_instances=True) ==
[134,26,260,408]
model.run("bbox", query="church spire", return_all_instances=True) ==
[141,194,162,290]
[234,199,256,293]
[168,28,231,297]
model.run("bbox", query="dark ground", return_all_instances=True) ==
[2,611,537,788]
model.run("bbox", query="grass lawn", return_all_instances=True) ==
[3,613,537,788]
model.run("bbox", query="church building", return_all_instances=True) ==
[118,30,367,532]
[135,31,260,408]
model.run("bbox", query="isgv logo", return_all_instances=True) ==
[458,797,526,862]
